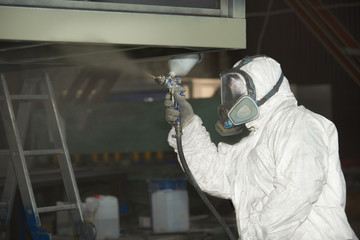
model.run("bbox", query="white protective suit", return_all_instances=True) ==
[168,56,358,240]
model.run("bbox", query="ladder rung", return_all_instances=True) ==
[37,203,77,213]
[0,149,64,157]
[23,149,64,156]
[0,149,64,156]
[9,94,48,101]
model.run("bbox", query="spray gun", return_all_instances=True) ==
[152,53,202,125]
[151,54,237,240]
[153,74,183,125]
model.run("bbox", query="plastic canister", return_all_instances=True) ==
[84,195,120,240]
[148,179,189,233]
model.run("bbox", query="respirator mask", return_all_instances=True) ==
[215,55,284,136]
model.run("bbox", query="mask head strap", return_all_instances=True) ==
[235,54,265,68]
[234,55,284,107]
[256,73,284,106]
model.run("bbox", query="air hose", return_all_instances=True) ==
[173,123,237,240]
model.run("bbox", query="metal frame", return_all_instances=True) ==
[0,0,246,49]
[0,72,95,239]
[0,74,35,237]
[0,0,245,18]
[0,74,42,237]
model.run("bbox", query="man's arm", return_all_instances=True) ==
[168,115,233,199]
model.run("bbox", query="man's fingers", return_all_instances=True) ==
[165,108,180,123]
[164,99,174,107]
[173,91,187,105]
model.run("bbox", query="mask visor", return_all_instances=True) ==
[220,70,248,107]
[228,96,259,125]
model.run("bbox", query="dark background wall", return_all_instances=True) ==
[225,0,360,161]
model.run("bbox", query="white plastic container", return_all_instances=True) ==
[148,179,189,233]
[84,195,120,240]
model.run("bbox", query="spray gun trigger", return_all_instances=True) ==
[169,89,175,107]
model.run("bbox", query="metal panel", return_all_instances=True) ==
[0,6,245,49]
[0,0,221,16]
[227,0,246,18]
[0,0,246,18]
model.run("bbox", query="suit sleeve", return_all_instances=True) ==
[168,115,233,199]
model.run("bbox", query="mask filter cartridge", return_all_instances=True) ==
[228,96,259,125]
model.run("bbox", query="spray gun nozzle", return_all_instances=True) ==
[153,75,167,86]
[145,73,166,85]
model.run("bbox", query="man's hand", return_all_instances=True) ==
[164,88,194,128]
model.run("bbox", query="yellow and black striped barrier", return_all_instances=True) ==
[66,151,176,166]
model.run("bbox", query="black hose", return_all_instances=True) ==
[174,124,237,240]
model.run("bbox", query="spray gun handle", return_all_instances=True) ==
[169,77,184,124]
[152,74,184,125]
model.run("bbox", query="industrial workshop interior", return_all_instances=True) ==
[0,0,359,239]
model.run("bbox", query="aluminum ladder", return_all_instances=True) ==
[0,72,95,240]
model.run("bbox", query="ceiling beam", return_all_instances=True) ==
[284,0,360,86]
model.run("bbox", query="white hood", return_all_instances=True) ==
[234,56,297,130]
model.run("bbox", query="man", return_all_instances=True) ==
[164,55,358,240]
